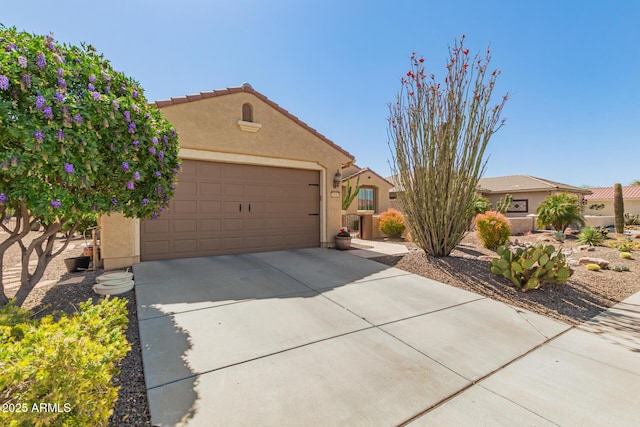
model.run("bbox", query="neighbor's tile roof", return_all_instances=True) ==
[477,175,592,195]
[154,84,355,161]
[584,185,640,200]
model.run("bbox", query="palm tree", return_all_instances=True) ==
[536,192,585,232]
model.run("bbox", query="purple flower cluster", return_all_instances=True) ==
[149,147,156,155]
[57,78,66,89]
[73,114,82,125]
[18,56,27,68]
[56,68,64,77]
[128,122,137,133]
[54,92,64,103]
[43,106,53,119]
[89,75,96,83]
[87,83,95,92]
[142,198,148,205]
[121,161,129,171]
[123,110,131,122]
[4,42,16,52]
[152,137,158,145]
[158,151,164,160]
[126,181,135,190]
[132,90,139,98]
[64,163,74,173]
[36,54,46,69]
[21,74,31,88]
[0,193,6,203]
[155,171,161,177]
[51,200,61,209]
[56,129,65,141]
[133,171,141,180]
[34,130,44,142]
[132,139,140,147]
[111,198,118,205]
[92,91,101,101]
[36,95,46,109]
[0,75,8,91]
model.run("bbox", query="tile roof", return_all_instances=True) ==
[478,175,592,195]
[341,166,393,186]
[154,83,355,161]
[584,185,640,200]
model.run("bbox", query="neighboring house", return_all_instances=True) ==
[584,185,640,217]
[341,165,393,239]
[476,175,592,217]
[100,84,354,269]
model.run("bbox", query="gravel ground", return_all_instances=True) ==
[372,231,640,325]
[2,229,639,424]
[1,231,150,427]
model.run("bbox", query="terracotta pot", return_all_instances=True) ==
[335,236,352,250]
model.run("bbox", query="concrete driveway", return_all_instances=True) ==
[134,248,640,426]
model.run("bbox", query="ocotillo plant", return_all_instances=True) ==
[388,36,508,257]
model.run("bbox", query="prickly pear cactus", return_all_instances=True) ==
[489,242,573,291]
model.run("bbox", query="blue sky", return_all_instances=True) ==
[4,0,639,187]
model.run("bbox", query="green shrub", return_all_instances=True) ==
[475,211,511,249]
[489,242,572,291]
[536,192,585,232]
[378,208,406,237]
[586,263,601,271]
[577,226,605,246]
[0,298,130,427]
[473,196,492,215]
[553,231,566,243]
[620,252,633,259]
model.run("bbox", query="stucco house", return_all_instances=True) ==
[100,84,354,269]
[476,175,592,217]
[340,165,393,239]
[584,185,640,217]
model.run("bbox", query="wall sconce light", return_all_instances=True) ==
[333,170,342,189]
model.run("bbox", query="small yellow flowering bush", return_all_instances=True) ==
[378,208,406,238]
[0,298,130,426]
[475,211,511,249]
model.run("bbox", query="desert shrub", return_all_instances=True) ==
[553,231,566,243]
[624,213,640,226]
[608,238,636,252]
[378,208,406,238]
[620,252,633,259]
[536,193,585,232]
[489,242,572,291]
[577,226,605,246]
[0,298,130,426]
[473,196,492,215]
[610,265,630,272]
[475,211,511,249]
[586,264,601,271]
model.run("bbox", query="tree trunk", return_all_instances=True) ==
[0,204,32,306]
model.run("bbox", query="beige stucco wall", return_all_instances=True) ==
[584,199,640,217]
[101,90,353,266]
[100,213,140,269]
[484,191,587,218]
[342,171,393,215]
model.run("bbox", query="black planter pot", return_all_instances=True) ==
[64,256,91,273]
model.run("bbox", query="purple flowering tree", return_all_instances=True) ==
[0,26,180,306]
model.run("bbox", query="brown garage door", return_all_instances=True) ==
[140,160,320,261]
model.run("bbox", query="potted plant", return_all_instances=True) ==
[335,227,352,250]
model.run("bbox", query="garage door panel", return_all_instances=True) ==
[141,160,320,261]
[173,219,197,233]
[199,182,221,197]
[199,218,222,232]
[174,239,197,254]
[199,238,221,252]
[199,201,222,215]
[173,200,197,215]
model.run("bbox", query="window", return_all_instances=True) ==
[242,103,253,122]
[507,199,528,213]
[358,188,375,211]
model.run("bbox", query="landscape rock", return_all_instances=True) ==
[578,257,610,268]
